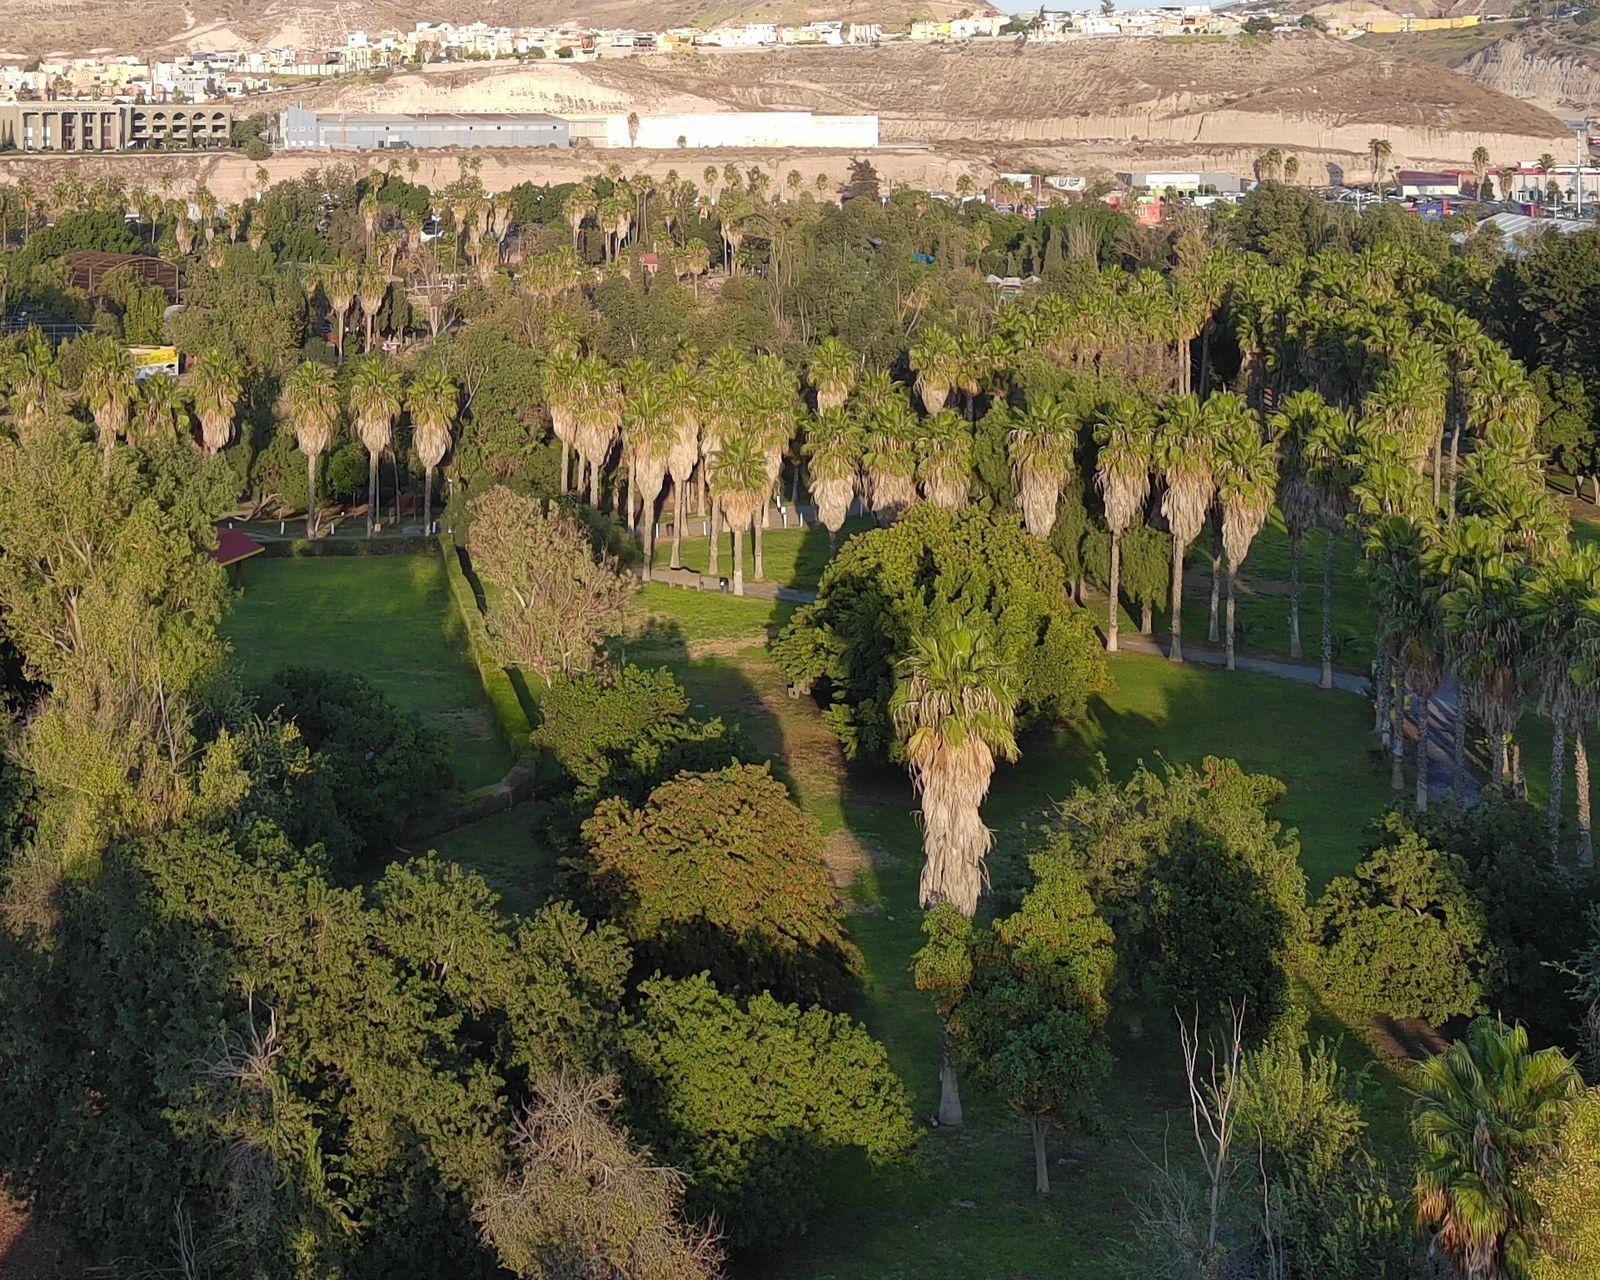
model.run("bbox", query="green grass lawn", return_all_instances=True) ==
[225,554,514,794]
[650,516,874,591]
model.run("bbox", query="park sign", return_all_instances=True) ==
[129,345,180,381]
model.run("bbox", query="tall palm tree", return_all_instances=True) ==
[407,364,457,536]
[134,372,185,445]
[283,361,340,540]
[1008,395,1076,540]
[807,337,858,413]
[324,259,358,363]
[190,349,243,455]
[916,410,973,511]
[573,357,621,509]
[624,378,675,580]
[861,389,919,525]
[1368,137,1393,192]
[357,264,389,353]
[1095,398,1156,653]
[803,408,862,547]
[1412,1018,1579,1280]
[1521,546,1600,864]
[1471,145,1492,200]
[708,432,766,596]
[542,349,583,495]
[663,361,702,571]
[349,355,401,538]
[890,622,1019,1128]
[1304,401,1360,689]
[909,326,961,415]
[78,337,136,465]
[1157,395,1219,663]
[1213,405,1278,671]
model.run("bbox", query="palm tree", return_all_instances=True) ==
[189,349,242,455]
[803,408,862,547]
[134,372,185,445]
[1412,1018,1579,1280]
[890,622,1019,1128]
[78,337,136,465]
[349,355,401,538]
[1213,404,1277,671]
[407,365,457,536]
[357,264,389,353]
[573,358,621,508]
[624,378,675,580]
[1008,396,1076,539]
[543,349,583,495]
[1471,146,1492,200]
[861,386,919,524]
[1521,546,1600,864]
[1157,395,1219,663]
[916,411,973,510]
[663,361,702,571]
[283,361,340,540]
[1368,137,1393,192]
[1095,398,1156,653]
[324,259,358,362]
[909,326,962,415]
[708,432,766,595]
[807,337,858,413]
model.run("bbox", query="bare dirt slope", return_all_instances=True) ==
[0,0,972,58]
[1456,18,1600,118]
[307,33,1570,163]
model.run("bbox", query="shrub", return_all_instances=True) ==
[578,763,857,1006]
[773,505,1111,762]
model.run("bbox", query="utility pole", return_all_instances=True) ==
[1572,121,1590,218]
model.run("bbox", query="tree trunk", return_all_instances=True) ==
[708,495,722,578]
[587,459,599,508]
[306,452,319,540]
[1451,691,1467,800]
[754,516,765,581]
[1031,1115,1050,1195]
[422,466,434,535]
[1374,650,1391,744]
[1208,518,1222,644]
[367,448,379,537]
[1319,530,1336,690]
[1514,740,1527,801]
[641,488,656,582]
[1107,532,1121,652]
[1225,567,1237,670]
[1578,734,1593,870]
[391,450,400,526]
[558,439,569,494]
[1446,429,1462,519]
[1390,682,1406,793]
[671,479,685,570]
[1288,529,1304,659]
[938,1029,963,1128]
[1431,432,1442,508]
[1550,718,1567,861]
[1169,539,1185,663]
[1141,601,1153,635]
[625,472,635,534]
[1491,732,1508,787]
[1415,689,1430,811]
[731,526,745,595]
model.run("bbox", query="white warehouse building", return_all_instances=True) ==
[592,111,879,150]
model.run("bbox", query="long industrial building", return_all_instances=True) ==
[0,102,232,151]
[588,111,879,150]
[279,106,570,150]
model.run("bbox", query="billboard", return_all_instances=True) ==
[129,345,180,380]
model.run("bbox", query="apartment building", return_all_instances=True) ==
[0,101,232,151]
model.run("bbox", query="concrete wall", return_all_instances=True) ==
[601,112,879,150]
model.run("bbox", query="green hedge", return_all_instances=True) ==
[438,535,536,756]
[260,534,439,558]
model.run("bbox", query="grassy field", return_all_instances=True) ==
[225,552,1404,1279]
[225,554,514,794]
[649,515,875,591]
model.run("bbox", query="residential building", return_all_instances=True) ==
[0,101,232,150]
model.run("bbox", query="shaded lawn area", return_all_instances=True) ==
[426,806,557,918]
[646,643,1393,1279]
[224,555,514,794]
[649,516,874,591]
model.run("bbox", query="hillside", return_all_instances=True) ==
[303,32,1570,165]
[1456,16,1600,117]
[0,0,975,58]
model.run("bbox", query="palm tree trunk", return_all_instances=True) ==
[1031,1115,1050,1195]
[1225,567,1237,670]
[754,517,765,581]
[368,448,379,537]
[1514,740,1527,801]
[587,460,599,508]
[1577,733,1593,869]
[423,466,433,535]
[1451,690,1468,800]
[1208,519,1222,644]
[625,472,635,534]
[1550,718,1567,860]
[1447,429,1462,519]
[1374,650,1391,744]
[306,452,318,540]
[1141,601,1153,635]
[731,526,745,595]
[938,1026,963,1128]
[671,479,685,569]
[641,490,655,582]
[559,439,570,494]
[1319,531,1336,690]
[391,451,401,526]
[708,495,722,578]
[1288,529,1304,660]
[1107,532,1121,652]
[1169,539,1185,663]
[1491,732,1508,787]
[1415,690,1430,811]
[1391,682,1406,793]
[1431,432,1442,507]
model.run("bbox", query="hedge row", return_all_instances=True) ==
[438,535,536,757]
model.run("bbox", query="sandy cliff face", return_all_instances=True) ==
[1460,35,1600,118]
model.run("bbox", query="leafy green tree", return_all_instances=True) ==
[1524,1087,1600,1280]
[1040,758,1308,1034]
[622,974,916,1246]
[915,855,1115,1193]
[1311,814,1490,1024]
[577,763,856,1006]
[1412,1018,1580,1280]
[774,506,1110,763]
